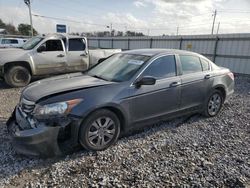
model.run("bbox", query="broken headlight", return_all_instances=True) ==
[33,99,83,119]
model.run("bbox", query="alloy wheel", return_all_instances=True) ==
[87,117,116,147]
[208,93,222,116]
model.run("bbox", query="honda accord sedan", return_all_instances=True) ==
[7,49,234,157]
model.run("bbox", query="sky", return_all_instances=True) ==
[0,0,250,36]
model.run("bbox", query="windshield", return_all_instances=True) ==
[22,37,44,50]
[88,53,150,82]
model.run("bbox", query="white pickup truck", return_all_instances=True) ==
[0,34,121,87]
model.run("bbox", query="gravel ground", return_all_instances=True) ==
[0,75,249,187]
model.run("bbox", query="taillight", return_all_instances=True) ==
[228,72,234,80]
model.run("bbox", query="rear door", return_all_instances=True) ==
[10,39,19,47]
[33,39,67,75]
[129,55,181,124]
[66,38,89,72]
[178,55,213,111]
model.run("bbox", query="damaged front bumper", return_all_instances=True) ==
[6,106,82,157]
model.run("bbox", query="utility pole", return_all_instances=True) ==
[110,23,113,37]
[24,0,33,37]
[177,26,179,36]
[216,22,220,35]
[106,23,113,36]
[211,9,217,35]
[147,29,150,36]
[124,25,127,36]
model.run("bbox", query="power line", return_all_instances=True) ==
[218,10,250,13]
[32,14,108,27]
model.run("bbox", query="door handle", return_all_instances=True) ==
[170,82,181,87]
[57,54,65,58]
[80,53,87,57]
[204,74,211,79]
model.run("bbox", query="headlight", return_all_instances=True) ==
[33,99,83,118]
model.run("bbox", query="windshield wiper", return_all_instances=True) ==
[91,75,110,81]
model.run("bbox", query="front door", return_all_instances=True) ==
[129,55,181,124]
[34,39,67,75]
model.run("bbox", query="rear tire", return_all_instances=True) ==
[4,66,31,87]
[203,89,223,117]
[79,109,120,151]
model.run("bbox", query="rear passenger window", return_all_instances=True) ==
[200,58,210,71]
[69,39,86,51]
[142,55,176,79]
[179,55,202,74]
[10,39,18,44]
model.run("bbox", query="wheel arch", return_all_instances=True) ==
[77,104,129,136]
[3,61,33,75]
[104,106,127,133]
[213,85,226,102]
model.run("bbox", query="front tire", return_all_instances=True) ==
[204,90,223,117]
[4,66,31,87]
[79,109,121,151]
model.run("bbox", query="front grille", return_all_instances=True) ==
[20,98,35,114]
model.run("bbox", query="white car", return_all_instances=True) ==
[0,38,27,48]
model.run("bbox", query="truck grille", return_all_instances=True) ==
[20,98,35,114]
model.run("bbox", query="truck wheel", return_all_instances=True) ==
[79,109,121,151]
[4,66,31,87]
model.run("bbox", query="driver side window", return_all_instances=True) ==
[39,40,63,52]
[142,55,176,79]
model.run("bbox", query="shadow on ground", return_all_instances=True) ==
[0,79,11,90]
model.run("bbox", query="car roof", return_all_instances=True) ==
[122,48,201,57]
[41,33,86,40]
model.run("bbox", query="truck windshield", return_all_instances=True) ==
[22,37,43,50]
[88,53,150,82]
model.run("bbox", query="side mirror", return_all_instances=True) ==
[37,45,46,53]
[134,76,156,88]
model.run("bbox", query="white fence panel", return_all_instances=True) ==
[88,34,250,74]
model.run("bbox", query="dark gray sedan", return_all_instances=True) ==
[7,49,234,157]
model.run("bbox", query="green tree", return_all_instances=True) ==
[125,30,144,37]
[0,19,6,28]
[18,23,38,36]
[0,19,19,34]
[5,23,18,34]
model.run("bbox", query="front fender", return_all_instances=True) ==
[0,49,35,75]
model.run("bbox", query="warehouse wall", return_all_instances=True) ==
[88,33,250,74]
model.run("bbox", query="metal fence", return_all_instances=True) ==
[88,33,250,75]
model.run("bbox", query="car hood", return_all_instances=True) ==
[22,73,114,102]
[0,48,26,54]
